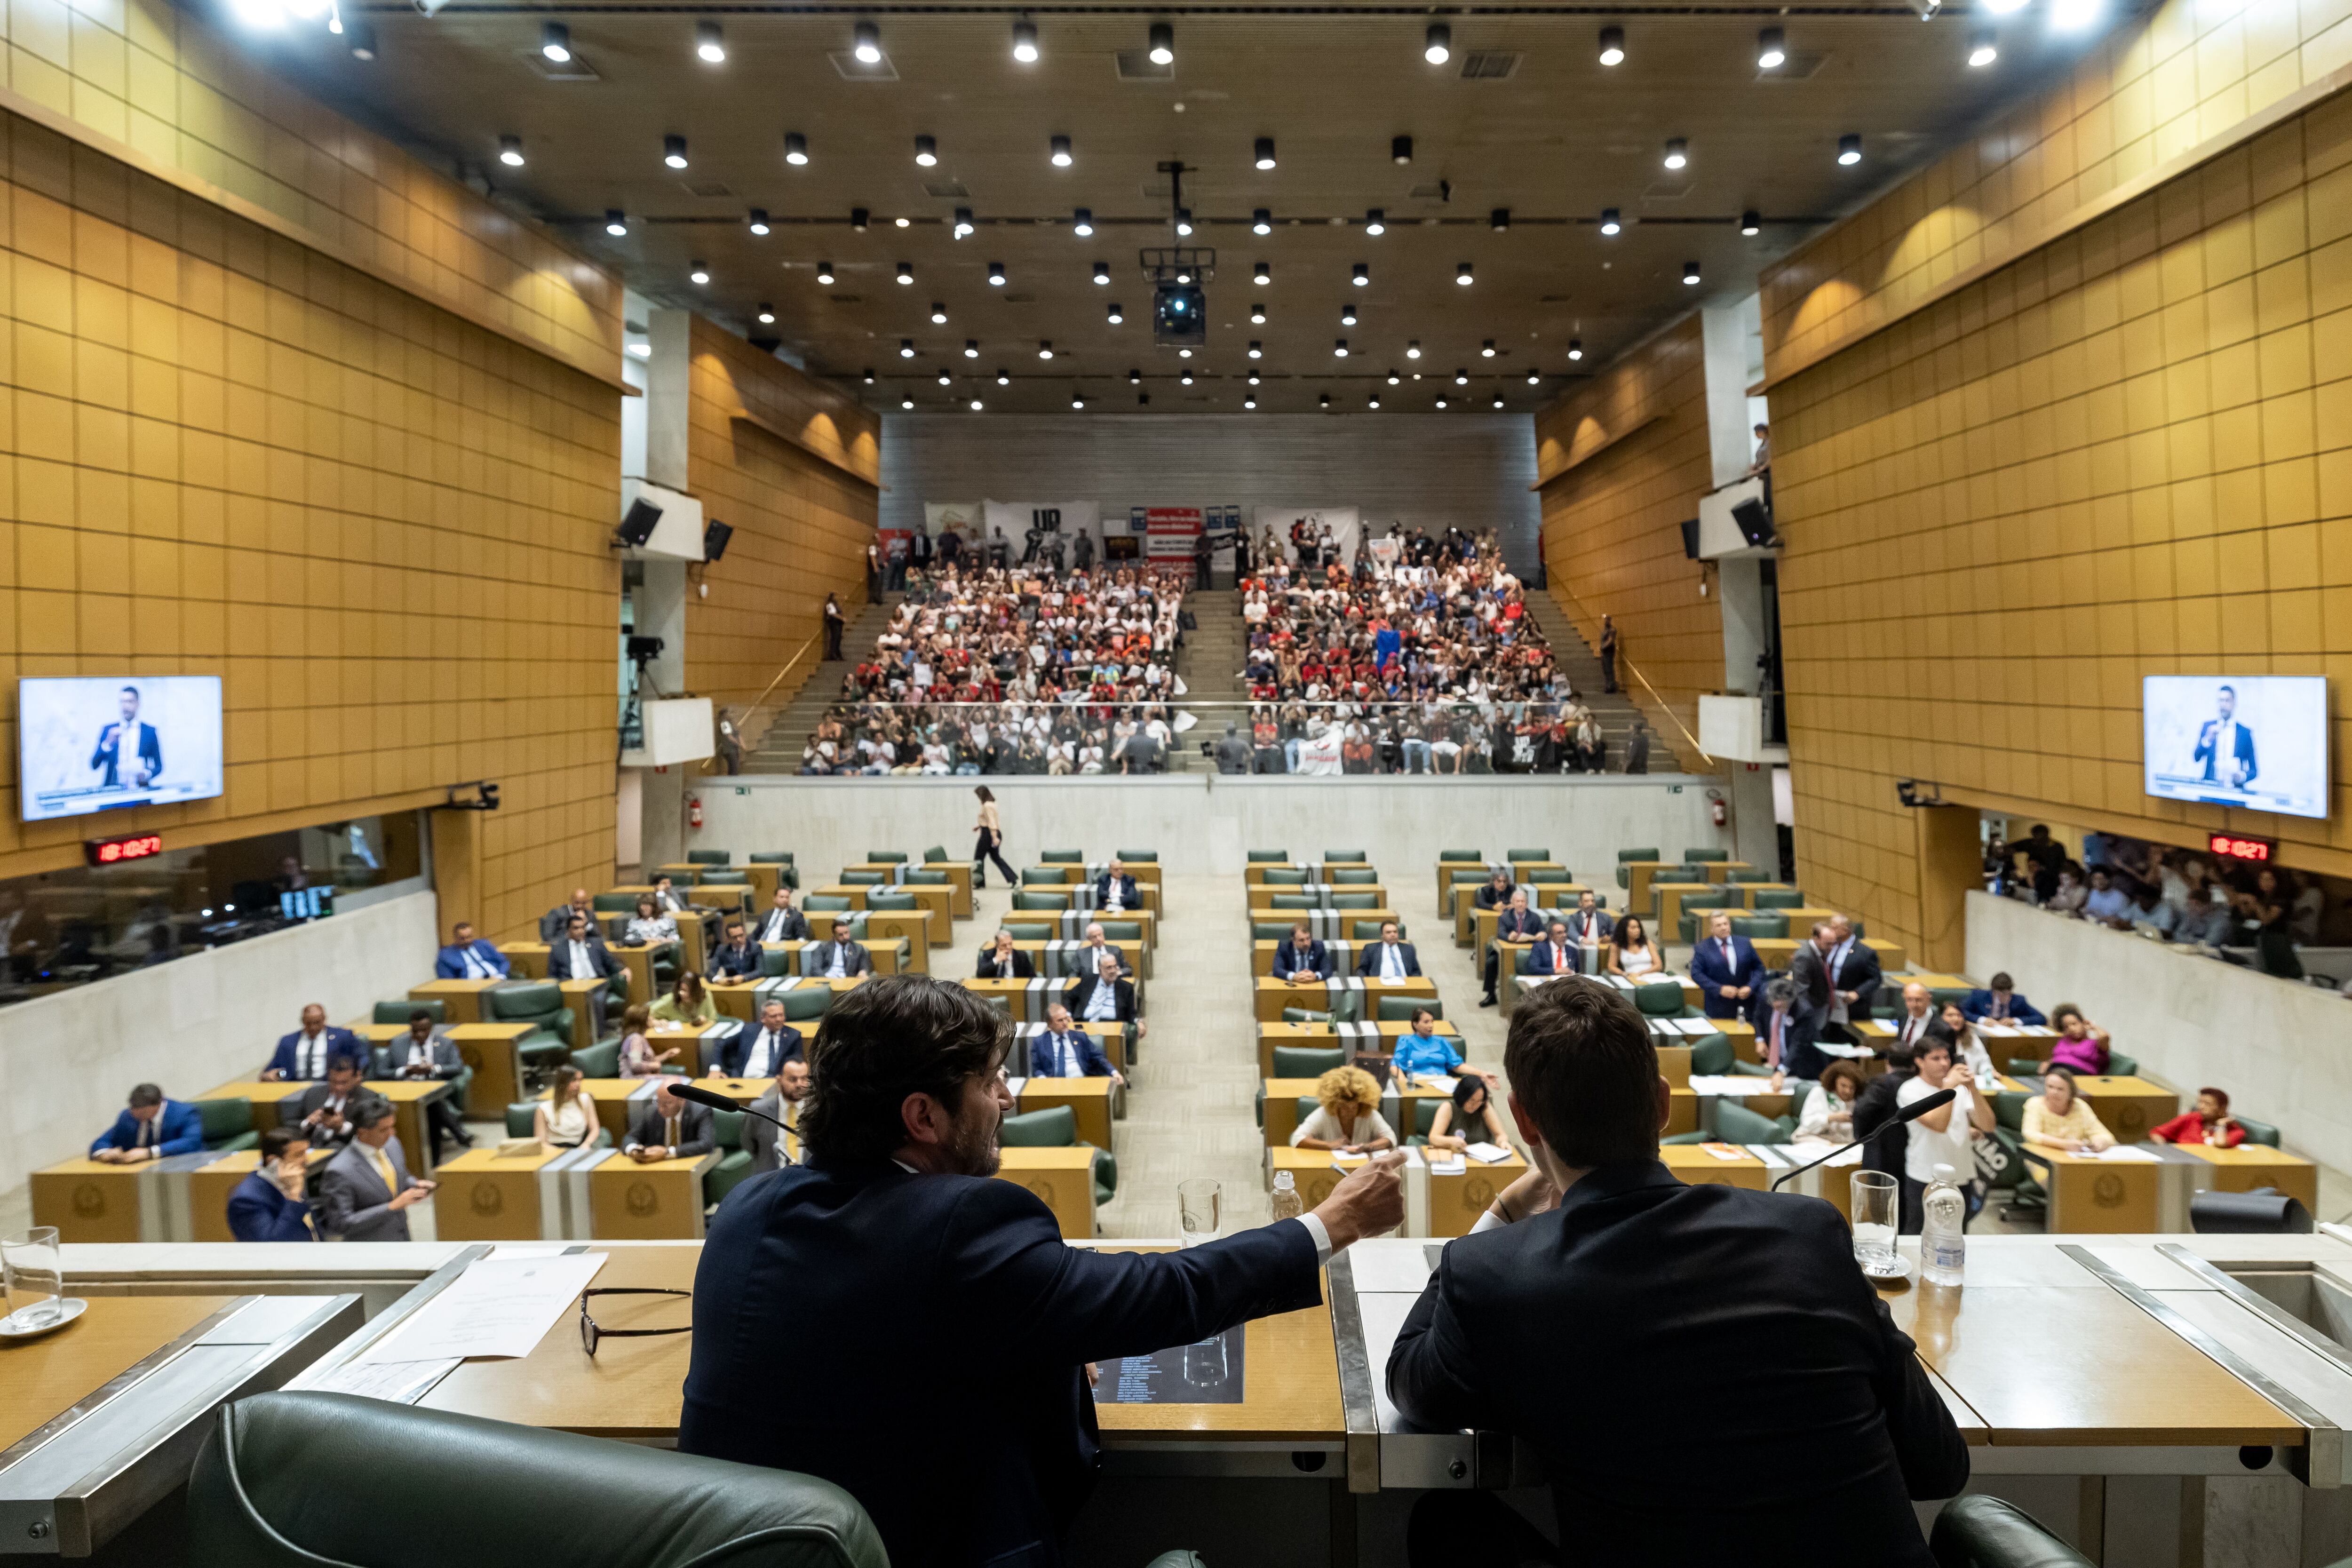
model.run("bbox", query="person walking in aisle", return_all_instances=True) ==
[1599,615,1619,694]
[823,594,845,661]
[972,785,1017,889]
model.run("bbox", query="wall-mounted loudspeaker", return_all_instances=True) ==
[617,498,663,547]
[1678,518,1701,560]
[1730,497,1775,548]
[703,520,734,562]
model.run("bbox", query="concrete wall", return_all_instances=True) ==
[693,775,1730,880]
[1966,890,2352,1174]
[0,891,438,1207]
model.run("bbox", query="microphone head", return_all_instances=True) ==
[1895,1086,1958,1124]
[665,1082,735,1113]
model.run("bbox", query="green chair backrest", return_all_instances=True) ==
[841,870,886,886]
[1681,890,1732,910]
[1689,1033,1734,1075]
[1658,865,1705,884]
[804,894,854,911]
[699,869,750,885]
[906,869,949,885]
[1263,868,1309,885]
[1332,868,1380,885]
[1753,889,1805,909]
[1993,1090,2032,1132]
[2008,1058,2049,1080]
[485,981,563,1026]
[1114,850,1159,862]
[710,1108,745,1147]
[748,852,795,865]
[1331,893,1381,910]
[1350,920,1392,940]
[2107,1052,2140,1077]
[1005,921,1057,940]
[1012,891,1061,910]
[1254,921,1296,940]
[1377,996,1440,1021]
[376,998,445,1025]
[923,845,949,863]
[1730,914,1788,939]
[1273,1045,1349,1078]
[760,947,795,978]
[1527,867,1572,883]
[1716,1099,1790,1145]
[1041,850,1085,863]
[867,851,908,864]
[1634,982,1688,1018]
[569,1038,620,1078]
[779,988,834,1022]
[867,892,919,911]
[1282,1008,1335,1025]
[196,1098,254,1142]
[1928,987,1973,1013]
[1098,920,1143,941]
[593,893,639,913]
[1440,849,1482,862]
[1507,849,1551,863]
[1295,1095,1321,1125]
[1618,847,1660,863]
[687,850,731,865]
[1001,1106,1078,1146]
[1248,850,1289,862]
[1022,867,1065,885]
[1271,894,1319,909]
[1323,850,1368,863]
[1684,848,1729,862]
[1727,869,1776,883]
[504,1102,538,1137]
[2235,1114,2281,1148]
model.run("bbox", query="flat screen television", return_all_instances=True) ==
[17,676,225,822]
[2142,675,2328,820]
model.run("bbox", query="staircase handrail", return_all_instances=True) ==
[1539,585,1715,769]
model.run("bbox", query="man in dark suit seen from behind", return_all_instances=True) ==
[1387,978,1966,1567]
[678,974,1405,1568]
[227,1126,317,1242]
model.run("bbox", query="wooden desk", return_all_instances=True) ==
[1262,1078,1447,1148]
[0,1294,235,1451]
[1092,1246,1343,1447]
[1254,1020,1460,1077]
[1249,883,1391,912]
[543,1076,774,1141]
[554,979,606,1051]
[2185,1144,2320,1210]
[1700,860,1753,883]
[31,1158,153,1242]
[1253,976,1436,1024]
[589,1149,720,1238]
[408,978,501,1024]
[2026,1148,2164,1232]
[1015,1076,1114,1150]
[844,862,977,918]
[997,1148,1099,1238]
[708,975,865,1024]
[2069,1076,2178,1143]
[812,883,953,944]
[431,1145,571,1242]
[1009,882,1165,920]
[187,1148,330,1242]
[1660,1144,1768,1189]
[1268,1146,1350,1208]
[1424,1149,1528,1236]
[1651,883,1719,938]
[351,1023,532,1118]
[500,941,549,979]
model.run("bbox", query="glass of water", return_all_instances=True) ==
[1850,1172,1898,1273]
[2,1226,64,1331]
[1177,1179,1221,1248]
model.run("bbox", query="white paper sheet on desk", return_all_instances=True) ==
[2092,1146,2161,1163]
[1463,1142,1510,1164]
[310,1357,463,1404]
[1426,1157,1467,1175]
[354,1252,606,1364]
[1408,1074,1460,1095]
[1690,1075,1782,1096]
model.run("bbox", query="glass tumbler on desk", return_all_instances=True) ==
[1177,1179,1221,1248]
[2,1226,64,1331]
[1849,1171,1898,1272]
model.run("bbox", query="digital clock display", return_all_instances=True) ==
[2207,832,2276,864]
[86,832,165,866]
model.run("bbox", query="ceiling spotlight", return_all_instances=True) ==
[998,369,1011,384]
[1406,339,1422,358]
[1075,208,1095,237]
[897,262,914,285]
[497,135,524,167]
[1491,396,1504,409]
[1435,396,1448,409]
[1526,371,1540,384]
[1683,259,1702,285]
[663,135,689,170]
[1013,17,1039,60]
[1244,395,1257,409]
[1491,208,1510,232]
[785,132,809,166]
[1107,302,1124,323]
[1175,269,1192,284]
[930,302,948,324]
[1178,347,1193,358]
[1129,368,1142,384]
[1454,368,1468,385]
[1072,394,1086,409]
[1424,21,1451,62]
[1456,263,1474,286]
[853,19,882,62]
[1600,207,1622,236]
[817,262,836,284]
[1837,133,1862,166]
[895,216,910,228]
[696,19,726,62]
[1181,369,1194,384]
[1567,340,1583,360]
[1481,339,1496,357]
[1248,368,1261,383]
[953,208,975,239]
[1368,394,1382,409]
[1050,134,1073,167]
[1386,370,1399,385]
[1366,208,1386,236]
[1038,341,1055,359]
[1334,339,1350,357]
[1341,303,1358,326]
[965,339,979,357]
[1254,262,1272,287]
[689,260,710,284]
[1241,208,1267,237]
[1248,340,1263,358]
[1756,25,1786,69]
[604,209,628,236]
[2051,0,2098,28]
[850,208,868,231]
[1392,135,1414,165]
[346,21,376,58]
[862,368,874,384]
[1255,137,1277,170]
[1352,263,1369,286]
[988,261,1008,286]
[540,21,570,61]
[1250,302,1267,323]
[1968,27,1998,64]
[1597,24,1624,65]
[1093,261,1111,285]
[914,135,937,167]
[747,207,771,235]
[1740,210,1761,236]
[1148,21,1174,63]
[1319,393,1332,410]
[901,398,914,409]
[1176,209,1194,237]
[938,371,951,385]
[899,339,914,357]
[1663,137,1688,170]
[756,302,776,324]
[969,399,984,411]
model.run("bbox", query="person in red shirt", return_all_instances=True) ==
[2148,1087,2246,1147]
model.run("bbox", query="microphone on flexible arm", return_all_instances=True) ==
[1768,1087,1954,1190]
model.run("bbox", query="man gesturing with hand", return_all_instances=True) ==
[682,974,1405,1568]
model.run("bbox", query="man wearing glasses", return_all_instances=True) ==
[677,974,1405,1568]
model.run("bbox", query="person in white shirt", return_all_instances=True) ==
[1792,1060,1867,1146]
[725,999,801,1080]
[753,888,808,946]
[1290,1066,1397,1153]
[1356,921,1421,981]
[1030,1002,1124,1085]
[1934,1004,1999,1083]
[1894,1038,1994,1234]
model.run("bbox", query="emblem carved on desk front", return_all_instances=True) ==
[627,1181,660,1217]
[471,1183,503,1216]
[72,1182,104,1217]
[1464,1178,1495,1211]
[2093,1174,2126,1208]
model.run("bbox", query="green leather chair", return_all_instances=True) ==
[1507,848,1551,863]
[1715,1099,1793,1144]
[1042,849,1085,863]
[1022,866,1066,885]
[1012,891,1062,910]
[1689,1033,1735,1075]
[1323,850,1368,863]
[1440,849,1481,862]
[866,892,919,914]
[922,845,950,863]
[375,999,447,1025]
[1281,1007,1335,1024]
[841,870,886,886]
[1099,920,1144,946]
[2237,1115,2282,1148]
[999,1106,1116,1205]
[1254,921,1296,941]
[805,894,854,911]
[687,849,732,865]
[1274,1045,1348,1078]
[1331,893,1381,909]
[1263,867,1309,885]
[1114,850,1158,862]
[1684,847,1729,863]
[1929,987,1974,1013]
[1271,894,1319,910]
[1928,1494,2095,1567]
[1730,913,1787,939]
[1377,996,1441,1021]
[777,988,834,1023]
[1526,867,1573,884]
[1615,847,1660,889]
[592,892,639,914]
[482,981,575,1067]
[1351,920,1395,940]
[1331,868,1380,885]
[1753,889,1806,909]
[1991,1089,2033,1131]
[759,947,797,979]
[749,852,795,864]
[195,1099,259,1154]
[704,1109,756,1207]
[906,869,949,887]
[1726,869,1777,883]
[700,871,750,891]
[1634,981,1698,1020]
[749,852,800,889]
[866,851,907,865]
[186,1391,888,1568]
[1248,850,1289,862]
[1006,921,1056,940]
[569,1038,621,1077]
[1404,1098,1444,1145]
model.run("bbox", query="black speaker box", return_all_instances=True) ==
[617,497,663,547]
[704,520,734,561]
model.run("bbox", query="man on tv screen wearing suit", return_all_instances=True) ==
[2193,684,2257,788]
[91,685,161,789]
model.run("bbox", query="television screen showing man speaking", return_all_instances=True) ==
[17,675,224,822]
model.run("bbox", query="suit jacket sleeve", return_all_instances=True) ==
[90,1111,132,1154]
[230,1180,314,1242]
[675,1105,716,1158]
[159,1102,206,1156]
[1117,982,1138,1024]
[1080,1035,1116,1077]
[320,1162,395,1234]
[435,948,462,979]
[1865,1292,1971,1497]
[1387,1267,1489,1433]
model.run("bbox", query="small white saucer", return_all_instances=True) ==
[1860,1258,1912,1284]
[0,1298,88,1339]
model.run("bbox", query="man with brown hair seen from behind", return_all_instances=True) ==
[1387,975,1967,1567]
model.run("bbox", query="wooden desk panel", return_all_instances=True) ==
[0,1294,233,1452]
[1651,883,1718,939]
[1250,884,1391,910]
[499,941,548,980]
[432,1146,568,1242]
[1253,977,1436,1024]
[29,1159,148,1243]
[708,977,865,1024]
[1091,1246,1343,1443]
[2030,1150,2163,1233]
[1017,1078,1114,1150]
[845,861,977,917]
[811,884,953,944]
[589,1152,719,1239]
[2070,1077,2179,1144]
[1660,1145,1768,1190]
[448,1024,532,1119]
[1426,1151,1528,1237]
[408,978,501,1025]
[2185,1145,2319,1210]
[997,1148,1098,1239]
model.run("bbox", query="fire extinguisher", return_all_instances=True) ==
[688,793,704,831]
[1708,789,1727,828]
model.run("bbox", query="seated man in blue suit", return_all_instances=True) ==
[720,998,804,1079]
[262,1004,363,1082]
[227,1126,317,1241]
[678,974,1404,1568]
[1271,921,1330,983]
[1357,920,1422,980]
[90,1082,204,1162]
[434,919,510,981]
[1523,919,1584,978]
[1963,971,2047,1027]
[1093,856,1143,915]
[1030,1001,1124,1086]
[1688,910,1767,1021]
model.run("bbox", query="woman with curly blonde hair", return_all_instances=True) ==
[1289,1065,1398,1154]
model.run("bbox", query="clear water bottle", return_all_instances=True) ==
[1270,1169,1304,1222]
[1921,1162,1966,1287]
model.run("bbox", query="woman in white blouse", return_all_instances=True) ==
[1793,1060,1867,1145]
[1606,915,1661,979]
[1289,1067,1397,1154]
[625,893,678,947]
[533,1067,599,1150]
[1935,1001,2000,1083]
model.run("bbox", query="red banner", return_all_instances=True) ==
[1144,506,1201,560]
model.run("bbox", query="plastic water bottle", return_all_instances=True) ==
[1270,1169,1304,1222]
[1921,1162,1966,1287]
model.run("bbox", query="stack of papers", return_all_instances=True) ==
[1463,1142,1511,1164]
[1699,1142,1749,1162]
[2093,1146,2161,1163]
[1426,1156,1467,1175]
[355,1252,606,1365]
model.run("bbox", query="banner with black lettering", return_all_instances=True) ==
[978,500,1104,570]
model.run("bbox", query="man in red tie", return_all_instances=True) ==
[1524,918,1580,979]
[1688,911,1765,1022]
[1890,981,1936,1052]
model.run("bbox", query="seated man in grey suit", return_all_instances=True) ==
[806,918,874,980]
[743,1058,813,1173]
[624,1077,717,1163]
[383,1008,470,1163]
[318,1096,434,1241]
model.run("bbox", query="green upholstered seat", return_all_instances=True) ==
[1012,891,1061,910]
[1729,913,1787,939]
[1409,1098,1444,1142]
[1350,920,1392,940]
[1022,867,1062,885]
[1377,996,1441,1021]
[1928,1495,2095,1568]
[1753,889,1805,909]
[922,845,949,863]
[1281,1008,1335,1025]
[748,852,795,864]
[760,947,796,978]
[866,892,918,911]
[906,869,949,885]
[1270,894,1319,909]
[1254,921,1296,940]
[1331,868,1380,884]
[1633,982,1689,1018]
[1263,868,1309,885]
[1439,849,1481,861]
[1992,1090,2032,1132]
[1248,850,1289,862]
[1506,849,1551,863]
[687,849,732,865]
[592,893,639,913]
[2007,1058,2047,1079]
[1684,848,1729,862]
[803,894,853,911]
[703,1110,755,1206]
[195,1098,258,1153]
[1618,847,1660,862]
[1098,920,1143,941]
[375,998,445,1025]
[482,982,574,1064]
[2235,1115,2281,1148]
[699,870,750,887]
[2108,1052,2140,1077]
[779,988,834,1023]
[568,1037,621,1077]
[185,1391,888,1568]
[1680,890,1732,910]
[999,1107,1115,1203]
[1327,893,1378,910]
[503,1102,537,1138]
[1273,1045,1348,1078]
[1661,1129,1711,1146]
[1688,1033,1735,1075]
[1114,850,1159,862]
[1005,921,1056,940]
[1929,987,1973,1012]
[1727,869,1777,883]
[1715,1099,1793,1144]
[841,870,886,885]
[1042,849,1085,862]
[866,851,907,864]
[1526,867,1573,884]
[1323,850,1368,863]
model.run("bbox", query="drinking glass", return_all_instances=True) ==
[1850,1172,1898,1272]
[2,1226,64,1331]
[1177,1179,1221,1248]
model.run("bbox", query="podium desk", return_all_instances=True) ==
[587,1148,721,1239]
[810,884,952,945]
[407,978,502,1024]
[430,1146,571,1242]
[1660,1144,1769,1189]
[997,1148,1099,1238]
[186,1148,331,1242]
[1011,1076,1114,1150]
[1254,1020,1460,1078]
[1422,1149,1528,1236]
[1253,976,1435,1024]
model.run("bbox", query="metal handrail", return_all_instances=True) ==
[730,633,822,753]
[1542,582,1716,768]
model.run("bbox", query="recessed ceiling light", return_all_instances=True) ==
[689,260,709,284]
[2050,0,2098,28]
[953,208,975,239]
[1968,28,1998,64]
[897,262,914,285]
[1248,369,1261,384]
[1756,25,1785,69]
[862,368,874,384]
[853,19,881,62]
[1074,208,1095,237]
[894,216,910,228]
[1244,395,1256,409]
[696,19,725,63]
[816,262,836,284]
[1177,347,1193,358]
[930,302,948,324]
[756,303,776,324]
[1254,262,1271,286]
[1454,369,1468,385]
[901,398,914,409]
[1341,303,1358,326]
[784,132,809,166]
[1838,133,1863,166]
[1352,263,1369,286]
[1176,209,1194,237]
[938,371,951,385]
[1386,370,1399,385]
[1683,259,1702,285]
[497,135,524,167]
[1406,339,1422,358]
[1365,208,1386,236]
[1129,368,1142,384]
[1181,369,1194,384]
[1050,134,1073,167]
[1526,371,1539,384]
[663,135,689,170]
[850,208,868,231]
[969,398,983,410]
[1481,339,1496,357]
[1250,302,1267,323]
[1334,339,1349,357]
[1600,207,1622,236]
[1392,134,1413,165]
[1492,396,1504,409]
[1038,341,1055,359]
[1093,261,1111,285]
[604,209,628,236]
[1369,393,1382,408]
[998,369,1010,385]
[1424,21,1450,63]
[1254,136,1276,170]
[1107,302,1124,324]
[1597,24,1624,65]
[1248,340,1263,358]
[1491,207,1510,232]
[1072,394,1086,409]
[1253,208,1272,236]
[540,21,570,62]
[899,338,914,357]
[1567,339,1583,360]
[1435,396,1448,409]
[1663,137,1687,171]
[747,207,771,235]
[1455,263,1473,286]
[914,135,937,167]
[1148,21,1173,64]
[1740,210,1761,236]
[964,339,979,357]
[1012,17,1039,61]
[1319,393,1331,409]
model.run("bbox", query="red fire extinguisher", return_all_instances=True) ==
[1708,790,1727,828]
[688,793,704,830]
